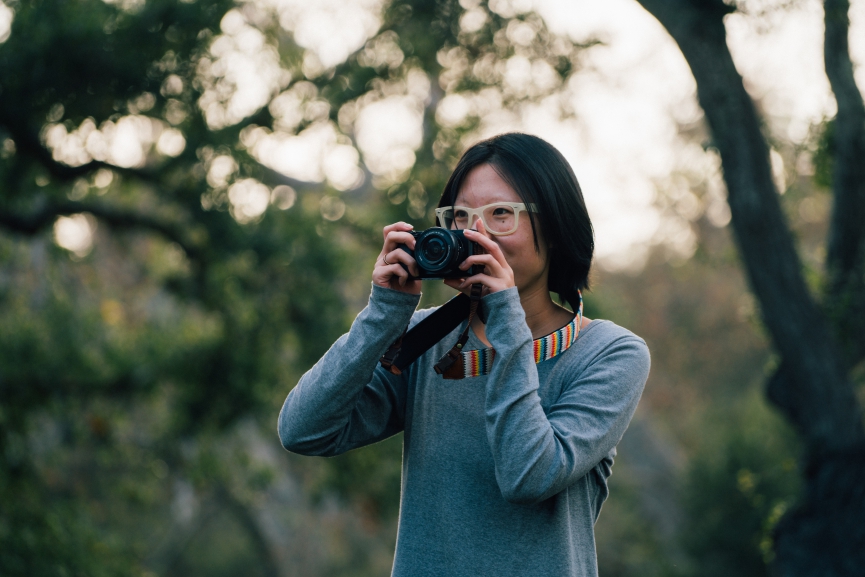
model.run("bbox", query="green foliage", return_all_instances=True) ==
[812,119,834,190]
[310,434,404,522]
[0,0,596,572]
[678,393,801,577]
[0,0,833,575]
[595,479,679,577]
[0,477,136,577]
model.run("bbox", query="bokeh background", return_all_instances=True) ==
[1,0,863,575]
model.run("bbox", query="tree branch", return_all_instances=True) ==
[823,0,865,365]
[633,0,863,452]
[148,494,222,577]
[216,484,281,577]
[0,200,203,261]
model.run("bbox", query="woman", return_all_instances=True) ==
[278,133,650,577]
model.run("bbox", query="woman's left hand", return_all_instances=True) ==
[443,219,515,296]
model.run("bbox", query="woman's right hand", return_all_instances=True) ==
[373,222,421,295]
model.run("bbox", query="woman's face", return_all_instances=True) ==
[452,164,550,293]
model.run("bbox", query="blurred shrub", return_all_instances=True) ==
[678,391,801,577]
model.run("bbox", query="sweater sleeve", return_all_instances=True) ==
[481,288,650,504]
[277,284,421,456]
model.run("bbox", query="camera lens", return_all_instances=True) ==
[414,229,462,273]
[421,237,447,265]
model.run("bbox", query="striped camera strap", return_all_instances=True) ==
[443,311,581,380]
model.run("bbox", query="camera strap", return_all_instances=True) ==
[433,283,483,376]
[379,283,484,376]
[380,234,487,376]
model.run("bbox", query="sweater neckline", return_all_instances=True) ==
[451,314,586,380]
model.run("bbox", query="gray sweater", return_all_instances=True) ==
[279,285,650,576]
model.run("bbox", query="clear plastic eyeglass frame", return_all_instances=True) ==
[435,202,539,236]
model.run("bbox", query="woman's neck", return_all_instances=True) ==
[471,282,575,346]
[518,282,574,338]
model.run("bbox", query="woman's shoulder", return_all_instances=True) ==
[579,318,646,343]
[542,320,650,398]
[566,319,650,366]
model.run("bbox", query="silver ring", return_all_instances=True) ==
[383,254,391,265]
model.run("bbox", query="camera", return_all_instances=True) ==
[398,227,483,279]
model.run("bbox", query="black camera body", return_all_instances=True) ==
[398,227,483,280]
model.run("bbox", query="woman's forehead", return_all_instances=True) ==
[454,164,521,205]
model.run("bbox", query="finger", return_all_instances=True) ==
[456,270,509,291]
[457,275,497,295]
[393,266,423,289]
[474,217,492,239]
[463,227,507,268]
[463,226,497,251]
[382,249,420,277]
[384,262,410,286]
[443,277,471,296]
[383,230,417,253]
[382,221,414,240]
[458,253,503,276]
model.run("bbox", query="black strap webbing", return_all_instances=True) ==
[380,293,471,375]
[433,283,483,375]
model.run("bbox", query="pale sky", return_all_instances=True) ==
[223,0,865,270]
[507,0,865,269]
[9,0,861,267]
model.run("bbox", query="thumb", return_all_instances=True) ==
[474,217,491,238]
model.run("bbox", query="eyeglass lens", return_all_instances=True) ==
[440,204,518,234]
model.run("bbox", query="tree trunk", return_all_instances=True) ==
[823,0,865,366]
[632,0,865,574]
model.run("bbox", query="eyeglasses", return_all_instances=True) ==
[435,202,538,236]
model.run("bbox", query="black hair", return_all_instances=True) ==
[438,132,594,310]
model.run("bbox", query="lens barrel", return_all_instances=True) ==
[414,229,463,273]
[397,227,474,279]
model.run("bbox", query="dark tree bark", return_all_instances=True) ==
[824,0,865,365]
[633,0,865,574]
